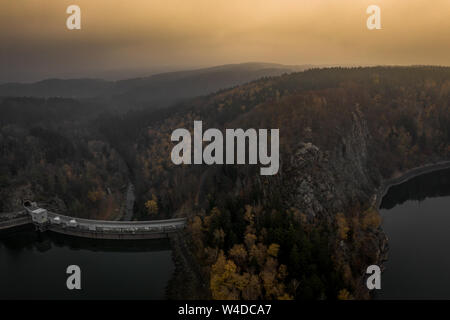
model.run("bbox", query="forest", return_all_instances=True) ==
[1,66,449,299]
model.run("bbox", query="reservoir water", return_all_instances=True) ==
[0,226,174,299]
[2,167,450,300]
[377,167,450,299]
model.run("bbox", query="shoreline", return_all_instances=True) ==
[371,159,450,299]
[376,160,450,209]
[167,231,210,299]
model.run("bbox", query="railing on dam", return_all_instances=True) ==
[0,211,31,230]
[0,202,187,240]
[45,211,186,232]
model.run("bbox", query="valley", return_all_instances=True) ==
[1,65,449,299]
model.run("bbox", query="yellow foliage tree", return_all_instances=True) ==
[210,251,242,300]
[88,189,104,203]
[145,194,158,215]
[336,212,350,240]
[249,243,267,267]
[244,233,257,249]
[267,243,280,258]
[229,244,248,266]
[337,289,353,300]
[362,208,381,230]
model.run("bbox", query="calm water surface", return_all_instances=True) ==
[377,168,450,299]
[3,168,450,300]
[0,227,174,299]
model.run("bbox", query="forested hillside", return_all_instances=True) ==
[113,66,449,299]
[0,97,128,219]
[1,66,449,299]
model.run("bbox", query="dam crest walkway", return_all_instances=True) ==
[0,203,186,240]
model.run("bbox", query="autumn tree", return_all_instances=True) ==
[210,251,241,299]
[361,208,381,230]
[229,244,248,267]
[88,189,104,203]
[337,289,353,300]
[336,212,350,240]
[145,194,159,215]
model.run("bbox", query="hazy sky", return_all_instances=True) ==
[1,0,449,82]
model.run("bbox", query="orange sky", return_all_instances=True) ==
[1,0,449,82]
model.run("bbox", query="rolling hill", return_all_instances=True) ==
[0,63,312,109]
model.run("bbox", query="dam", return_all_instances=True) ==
[0,201,186,240]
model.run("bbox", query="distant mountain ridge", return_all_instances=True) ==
[0,63,312,108]
[0,78,111,99]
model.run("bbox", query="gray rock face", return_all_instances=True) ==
[284,108,377,216]
[280,109,386,298]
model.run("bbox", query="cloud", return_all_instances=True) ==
[1,0,449,82]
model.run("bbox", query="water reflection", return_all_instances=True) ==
[0,226,174,299]
[380,168,450,210]
[378,168,450,299]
